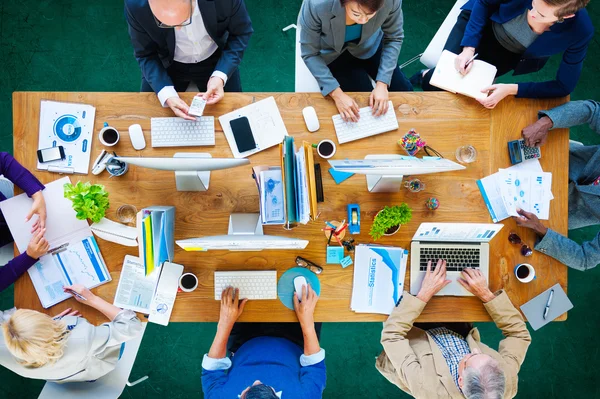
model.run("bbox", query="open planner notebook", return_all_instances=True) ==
[430,50,497,100]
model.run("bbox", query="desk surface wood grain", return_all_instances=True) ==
[12,92,568,324]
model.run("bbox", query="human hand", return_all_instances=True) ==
[370,82,390,117]
[477,84,518,109]
[26,227,49,259]
[218,287,248,329]
[202,76,225,105]
[63,284,96,304]
[293,283,319,327]
[455,47,476,75]
[458,268,495,302]
[53,307,81,319]
[331,88,360,122]
[513,208,548,236]
[27,191,47,232]
[416,259,451,303]
[522,116,553,147]
[165,96,196,121]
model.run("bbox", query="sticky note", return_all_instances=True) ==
[340,256,353,268]
[326,246,344,264]
[329,168,354,184]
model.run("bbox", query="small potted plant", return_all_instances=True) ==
[64,181,110,223]
[370,204,412,241]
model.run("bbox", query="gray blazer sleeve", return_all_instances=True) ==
[539,100,600,134]
[534,228,600,271]
[299,2,340,96]
[376,0,404,85]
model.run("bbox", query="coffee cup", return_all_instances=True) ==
[314,139,336,159]
[179,273,198,292]
[514,263,536,283]
[99,123,120,147]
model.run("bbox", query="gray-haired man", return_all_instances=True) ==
[376,260,531,398]
[519,100,600,271]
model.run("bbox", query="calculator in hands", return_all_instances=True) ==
[508,139,542,165]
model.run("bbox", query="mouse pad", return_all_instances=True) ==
[277,267,321,310]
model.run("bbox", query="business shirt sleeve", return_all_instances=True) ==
[124,3,174,96]
[0,153,44,197]
[539,100,600,134]
[299,1,340,96]
[0,253,38,293]
[516,31,594,98]
[376,0,404,86]
[201,362,229,398]
[378,292,428,395]
[483,291,531,375]
[460,0,503,49]
[214,0,253,80]
[535,228,600,271]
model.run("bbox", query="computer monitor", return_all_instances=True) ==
[114,153,249,192]
[176,213,309,251]
[328,155,466,193]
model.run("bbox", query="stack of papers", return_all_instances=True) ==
[136,206,175,276]
[351,245,408,315]
[252,166,286,224]
[477,160,553,223]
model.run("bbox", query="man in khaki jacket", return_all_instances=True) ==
[376,260,531,398]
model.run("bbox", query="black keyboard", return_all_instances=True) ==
[419,247,481,272]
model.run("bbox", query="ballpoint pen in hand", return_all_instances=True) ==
[64,288,87,301]
[465,53,479,67]
[543,289,554,320]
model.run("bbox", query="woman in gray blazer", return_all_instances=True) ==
[0,284,142,383]
[299,0,412,122]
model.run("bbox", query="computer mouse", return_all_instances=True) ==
[302,106,320,132]
[128,124,146,150]
[294,276,308,301]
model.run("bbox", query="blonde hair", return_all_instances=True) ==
[1,309,69,368]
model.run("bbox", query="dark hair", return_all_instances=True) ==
[340,0,384,14]
[542,0,589,18]
[245,384,279,399]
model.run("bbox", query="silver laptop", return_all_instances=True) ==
[410,223,503,296]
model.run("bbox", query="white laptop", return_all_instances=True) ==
[410,223,503,296]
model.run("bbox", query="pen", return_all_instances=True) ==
[542,289,554,320]
[65,289,87,301]
[465,53,479,67]
[327,230,334,245]
[325,221,337,230]
[335,220,346,233]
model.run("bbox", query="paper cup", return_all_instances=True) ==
[514,263,536,283]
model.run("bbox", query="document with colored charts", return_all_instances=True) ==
[0,177,111,308]
[113,255,160,314]
[351,245,408,315]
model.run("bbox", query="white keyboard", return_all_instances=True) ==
[151,117,215,147]
[332,100,399,144]
[214,270,278,300]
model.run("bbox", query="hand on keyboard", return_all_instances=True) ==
[331,88,360,122]
[293,283,319,327]
[415,259,451,303]
[369,82,390,117]
[218,286,248,328]
[165,97,196,121]
[457,268,496,303]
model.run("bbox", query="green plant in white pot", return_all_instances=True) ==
[369,204,412,241]
[64,181,110,223]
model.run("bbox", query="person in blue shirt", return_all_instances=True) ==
[412,0,593,109]
[202,286,326,398]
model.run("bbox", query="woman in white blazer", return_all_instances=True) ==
[0,284,142,383]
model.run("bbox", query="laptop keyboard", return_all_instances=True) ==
[419,247,481,271]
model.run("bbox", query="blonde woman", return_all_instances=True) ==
[0,284,142,382]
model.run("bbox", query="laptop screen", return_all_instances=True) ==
[412,223,503,243]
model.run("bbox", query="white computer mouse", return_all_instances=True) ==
[128,124,146,150]
[302,106,320,132]
[294,276,308,301]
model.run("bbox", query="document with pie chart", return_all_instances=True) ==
[37,100,96,174]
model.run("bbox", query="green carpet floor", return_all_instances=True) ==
[0,0,599,397]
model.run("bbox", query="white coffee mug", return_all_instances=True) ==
[99,123,120,147]
[316,139,336,159]
[178,273,198,292]
[514,263,536,283]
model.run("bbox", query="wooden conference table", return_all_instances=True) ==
[12,92,569,324]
